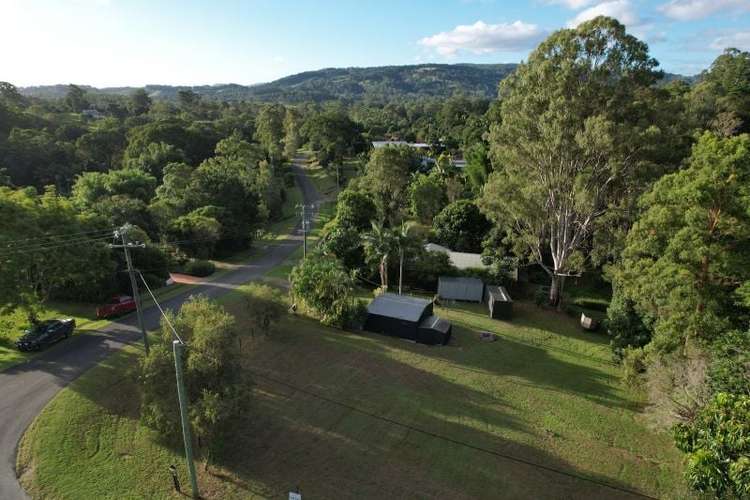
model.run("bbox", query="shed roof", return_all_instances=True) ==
[438,277,485,301]
[419,315,451,334]
[486,285,512,302]
[367,293,431,322]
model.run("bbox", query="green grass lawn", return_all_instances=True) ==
[18,289,688,499]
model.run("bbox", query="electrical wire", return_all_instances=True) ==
[0,235,115,256]
[249,369,658,500]
[0,227,115,244]
[0,232,115,252]
[137,270,185,345]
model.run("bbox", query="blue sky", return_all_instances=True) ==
[3,0,749,87]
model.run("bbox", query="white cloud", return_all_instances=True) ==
[658,0,750,21]
[710,31,750,50]
[567,0,640,27]
[418,20,545,56]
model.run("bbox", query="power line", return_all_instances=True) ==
[0,232,114,251]
[0,227,115,245]
[0,235,115,255]
[249,370,657,500]
[138,271,185,345]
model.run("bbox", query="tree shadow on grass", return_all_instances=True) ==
[211,344,654,499]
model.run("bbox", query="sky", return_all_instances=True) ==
[2,0,749,87]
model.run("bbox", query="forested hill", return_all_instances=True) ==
[18,64,517,102]
[19,63,696,103]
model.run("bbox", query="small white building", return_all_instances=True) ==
[425,243,518,281]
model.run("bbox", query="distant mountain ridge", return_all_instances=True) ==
[19,63,696,103]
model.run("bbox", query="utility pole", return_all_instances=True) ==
[297,203,315,259]
[111,224,149,355]
[173,340,199,499]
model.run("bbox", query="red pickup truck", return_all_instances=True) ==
[96,295,137,319]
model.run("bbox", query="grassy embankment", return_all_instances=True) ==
[18,284,688,499]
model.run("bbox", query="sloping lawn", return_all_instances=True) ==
[18,294,688,499]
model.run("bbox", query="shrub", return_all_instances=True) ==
[606,291,652,360]
[674,392,750,498]
[621,347,647,387]
[183,259,216,277]
[708,329,750,396]
[290,253,356,328]
[283,171,296,187]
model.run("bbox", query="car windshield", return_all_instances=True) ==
[25,321,56,337]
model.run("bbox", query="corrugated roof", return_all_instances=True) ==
[419,315,451,333]
[438,277,485,302]
[424,243,487,270]
[367,293,431,322]
[486,285,512,302]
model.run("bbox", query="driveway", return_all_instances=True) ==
[0,159,322,499]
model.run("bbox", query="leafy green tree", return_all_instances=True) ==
[688,48,750,136]
[64,84,89,112]
[255,104,286,161]
[480,16,663,307]
[241,283,285,338]
[123,141,186,180]
[361,145,420,223]
[283,107,303,158]
[614,133,750,353]
[606,290,653,360]
[140,296,250,465]
[409,173,447,223]
[167,210,222,258]
[75,119,127,171]
[464,142,491,193]
[128,88,152,116]
[3,128,76,188]
[333,188,377,231]
[0,187,115,319]
[184,155,260,250]
[290,254,357,327]
[674,393,750,498]
[303,108,366,166]
[433,200,490,253]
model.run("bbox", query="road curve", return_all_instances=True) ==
[0,160,321,500]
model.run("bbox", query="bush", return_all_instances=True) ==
[283,171,296,187]
[621,347,647,387]
[606,291,652,360]
[674,392,750,498]
[432,200,491,253]
[708,329,750,396]
[183,259,216,277]
[290,253,356,328]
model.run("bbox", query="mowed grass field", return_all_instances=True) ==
[18,290,688,499]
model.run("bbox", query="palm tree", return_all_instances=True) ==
[394,221,413,295]
[362,220,396,291]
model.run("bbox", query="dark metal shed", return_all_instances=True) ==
[364,293,450,345]
[485,285,513,320]
[417,315,452,345]
[438,277,485,302]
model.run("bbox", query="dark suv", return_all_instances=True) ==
[15,319,76,352]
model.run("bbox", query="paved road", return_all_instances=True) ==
[0,160,321,500]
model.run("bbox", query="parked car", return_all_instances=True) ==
[96,295,137,319]
[16,319,76,351]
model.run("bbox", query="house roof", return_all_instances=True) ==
[367,293,431,322]
[425,243,487,270]
[372,140,430,149]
